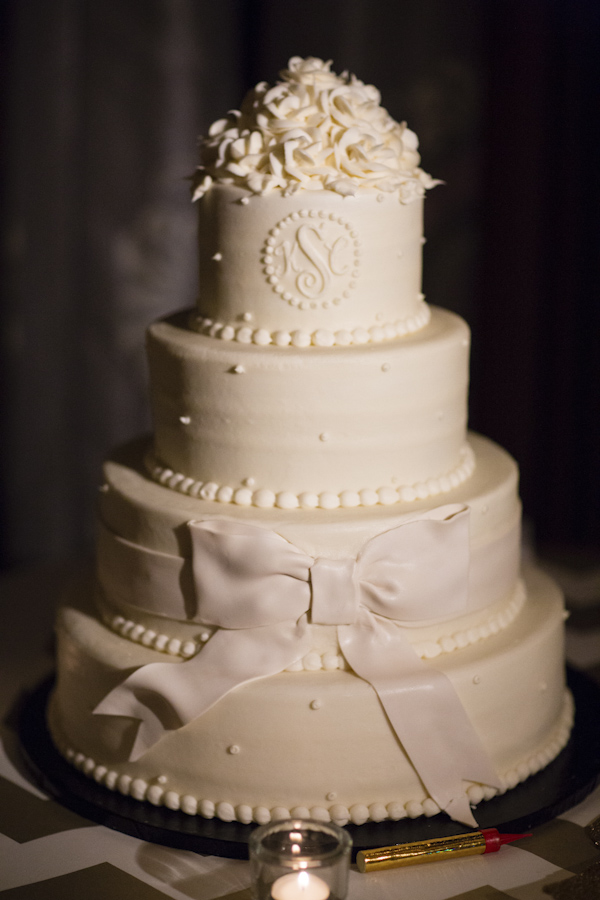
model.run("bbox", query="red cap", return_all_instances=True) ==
[482,828,531,853]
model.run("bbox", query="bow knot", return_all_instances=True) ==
[310,557,358,624]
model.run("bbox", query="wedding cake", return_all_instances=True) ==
[48,58,572,829]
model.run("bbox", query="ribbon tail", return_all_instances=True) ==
[94,617,311,761]
[339,613,501,827]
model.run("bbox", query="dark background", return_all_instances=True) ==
[1,0,599,572]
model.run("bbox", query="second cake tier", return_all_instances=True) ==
[147,306,471,507]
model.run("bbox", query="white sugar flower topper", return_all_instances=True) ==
[193,57,439,201]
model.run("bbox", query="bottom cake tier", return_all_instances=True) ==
[48,565,572,827]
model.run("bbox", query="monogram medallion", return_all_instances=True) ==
[262,209,360,309]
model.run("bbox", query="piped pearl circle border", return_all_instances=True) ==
[53,690,574,827]
[262,209,360,310]
[189,300,430,348]
[145,443,475,510]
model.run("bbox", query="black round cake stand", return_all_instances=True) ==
[18,668,600,862]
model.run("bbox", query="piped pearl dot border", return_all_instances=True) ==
[189,301,430,348]
[145,442,475,510]
[262,210,359,310]
[99,606,203,658]
[98,580,524,665]
[55,690,573,827]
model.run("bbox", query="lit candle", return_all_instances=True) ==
[271,870,330,900]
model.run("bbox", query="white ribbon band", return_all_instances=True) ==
[95,504,501,826]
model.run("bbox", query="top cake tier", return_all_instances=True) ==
[191,58,438,345]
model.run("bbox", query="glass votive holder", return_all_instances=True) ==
[249,818,352,900]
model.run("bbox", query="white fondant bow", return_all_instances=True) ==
[95,503,500,825]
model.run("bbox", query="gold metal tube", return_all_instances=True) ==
[356,831,487,872]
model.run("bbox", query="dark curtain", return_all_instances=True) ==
[1,1,598,568]
[472,0,600,562]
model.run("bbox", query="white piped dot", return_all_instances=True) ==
[147,785,164,805]
[405,800,424,819]
[167,638,182,655]
[350,804,369,826]
[378,487,399,505]
[359,489,379,506]
[299,492,319,509]
[253,329,271,345]
[217,802,235,822]
[271,807,291,821]
[369,803,388,822]
[291,330,311,348]
[330,805,349,826]
[253,489,275,508]
[228,745,240,755]
[276,492,299,510]
[303,653,322,671]
[200,482,218,501]
[322,653,339,671]
[118,774,132,795]
[310,807,329,822]
[200,799,215,818]
[131,778,148,800]
[310,699,322,710]
[291,807,311,819]
[313,329,335,347]
[181,795,198,815]
[211,252,222,261]
[387,802,406,821]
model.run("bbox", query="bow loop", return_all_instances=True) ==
[356,505,471,622]
[188,519,311,629]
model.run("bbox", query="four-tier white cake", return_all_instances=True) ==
[48,57,572,829]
